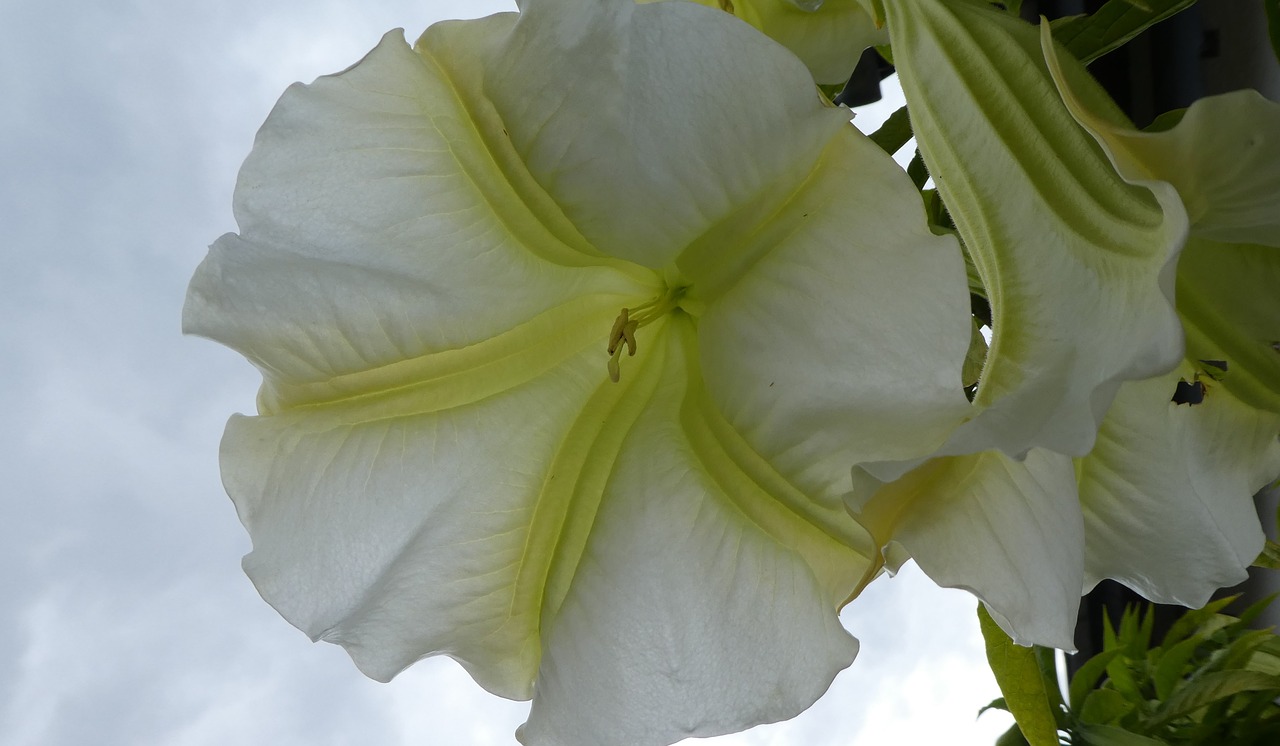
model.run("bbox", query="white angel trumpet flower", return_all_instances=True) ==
[184,0,973,743]
[845,0,1280,652]
[1042,23,1280,611]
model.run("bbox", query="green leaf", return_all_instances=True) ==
[1238,593,1280,627]
[1103,613,1144,701]
[963,316,989,389]
[1253,540,1280,569]
[981,696,1012,716]
[1266,0,1280,66]
[1079,688,1136,725]
[1244,638,1280,676]
[1036,645,1067,722]
[1070,648,1124,710]
[996,724,1033,746]
[906,148,929,190]
[1219,629,1279,672]
[1144,107,1186,133]
[1162,597,1236,648]
[1074,722,1168,746]
[868,105,913,156]
[874,42,893,66]
[1151,670,1280,725]
[1152,635,1204,701]
[1052,0,1197,63]
[979,605,1063,746]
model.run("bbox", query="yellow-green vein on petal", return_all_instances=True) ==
[223,346,614,699]
[185,30,658,390]
[521,318,668,629]
[258,293,635,415]
[1042,24,1280,248]
[679,324,875,603]
[520,320,861,745]
[881,0,1186,458]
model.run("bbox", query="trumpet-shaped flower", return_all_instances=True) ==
[846,0,1280,649]
[184,0,973,741]
[1044,27,1280,607]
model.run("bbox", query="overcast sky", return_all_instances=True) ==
[0,1,1009,743]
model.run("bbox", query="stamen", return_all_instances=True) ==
[607,308,629,355]
[604,288,685,382]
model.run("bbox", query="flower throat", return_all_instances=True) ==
[606,287,684,383]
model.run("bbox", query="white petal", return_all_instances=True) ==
[849,449,1084,650]
[657,0,888,84]
[882,0,1187,457]
[480,0,849,268]
[1078,362,1280,605]
[1177,238,1280,413]
[694,125,973,501]
[520,321,864,746]
[183,29,657,407]
[1043,28,1280,247]
[736,0,887,85]
[223,346,609,698]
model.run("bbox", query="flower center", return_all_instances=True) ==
[606,287,684,383]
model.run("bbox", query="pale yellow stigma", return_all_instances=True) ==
[605,289,684,382]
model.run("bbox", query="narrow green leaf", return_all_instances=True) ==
[1152,635,1203,701]
[996,724,1033,746]
[980,697,1012,716]
[1070,649,1124,710]
[1144,107,1186,133]
[1036,645,1067,723]
[979,604,1063,746]
[1163,597,1237,648]
[906,149,929,190]
[1052,0,1197,63]
[1104,622,1143,702]
[962,316,989,389]
[867,105,913,156]
[1079,688,1135,725]
[874,42,893,66]
[1151,670,1280,725]
[1137,607,1154,652]
[1266,0,1280,66]
[1002,0,1025,17]
[1252,540,1280,569]
[1219,629,1278,672]
[1238,593,1279,627]
[1245,638,1280,676]
[1074,722,1167,746]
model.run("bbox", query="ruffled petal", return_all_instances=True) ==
[1177,238,1280,413]
[734,0,887,85]
[221,347,609,698]
[1078,362,1280,605]
[521,321,866,746]
[644,0,886,84]
[183,29,657,411]
[1043,28,1280,247]
[848,449,1084,650]
[694,125,973,501]
[882,0,1187,457]
[481,0,850,268]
